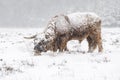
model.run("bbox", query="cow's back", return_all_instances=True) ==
[67,12,101,28]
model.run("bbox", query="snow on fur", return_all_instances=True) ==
[33,12,102,54]
[67,12,101,26]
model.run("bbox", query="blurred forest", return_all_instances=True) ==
[0,0,120,28]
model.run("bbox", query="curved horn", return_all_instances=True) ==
[24,34,37,39]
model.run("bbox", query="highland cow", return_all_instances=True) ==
[26,12,103,55]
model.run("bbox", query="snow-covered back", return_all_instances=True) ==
[67,12,100,27]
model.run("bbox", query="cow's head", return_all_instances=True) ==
[33,33,53,54]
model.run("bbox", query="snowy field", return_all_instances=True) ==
[0,27,120,80]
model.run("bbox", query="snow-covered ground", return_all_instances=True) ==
[0,27,120,80]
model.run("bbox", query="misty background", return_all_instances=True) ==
[0,0,120,28]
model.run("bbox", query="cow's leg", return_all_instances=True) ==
[97,32,103,52]
[87,35,97,53]
[87,31,103,53]
[52,41,58,52]
[95,20,103,52]
[87,36,93,52]
[64,46,68,51]
[78,40,82,43]
[59,37,68,52]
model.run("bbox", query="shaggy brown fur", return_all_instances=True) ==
[33,12,103,54]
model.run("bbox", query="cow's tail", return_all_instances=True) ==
[24,34,37,39]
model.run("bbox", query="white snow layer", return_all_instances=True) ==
[0,28,120,80]
[67,12,100,26]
